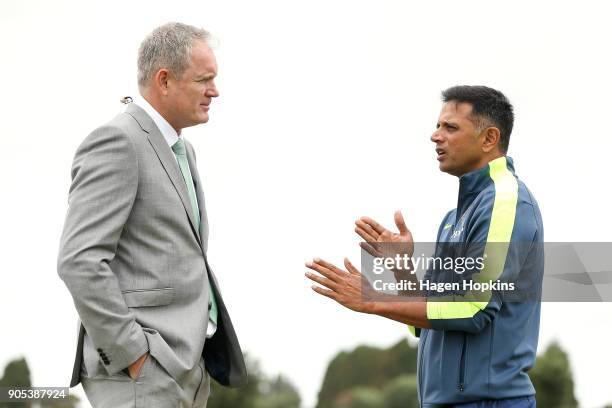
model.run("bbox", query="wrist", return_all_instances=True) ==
[365,300,383,315]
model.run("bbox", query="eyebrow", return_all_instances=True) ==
[438,120,459,128]
[195,72,216,80]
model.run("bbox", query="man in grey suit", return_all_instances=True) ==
[57,22,247,407]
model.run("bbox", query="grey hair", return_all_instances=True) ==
[137,22,211,89]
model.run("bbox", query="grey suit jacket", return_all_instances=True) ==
[57,103,247,388]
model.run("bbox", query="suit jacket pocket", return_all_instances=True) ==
[122,288,174,307]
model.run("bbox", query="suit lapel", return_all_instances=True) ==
[125,103,202,245]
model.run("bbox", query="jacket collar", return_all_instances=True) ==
[132,96,180,148]
[456,156,516,220]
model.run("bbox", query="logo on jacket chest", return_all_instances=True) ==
[451,226,464,239]
[446,213,469,241]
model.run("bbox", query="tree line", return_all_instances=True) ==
[1,340,607,407]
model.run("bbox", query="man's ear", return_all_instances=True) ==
[481,127,501,153]
[153,69,171,96]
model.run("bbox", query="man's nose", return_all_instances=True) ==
[431,130,443,143]
[206,83,219,98]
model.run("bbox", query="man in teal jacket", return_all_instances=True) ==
[306,85,543,407]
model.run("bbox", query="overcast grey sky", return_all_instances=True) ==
[1,0,611,407]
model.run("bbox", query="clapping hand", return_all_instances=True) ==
[354,210,415,259]
[305,257,377,314]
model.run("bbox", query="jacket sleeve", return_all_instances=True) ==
[57,126,148,375]
[427,188,539,334]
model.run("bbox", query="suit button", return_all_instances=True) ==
[208,303,212,310]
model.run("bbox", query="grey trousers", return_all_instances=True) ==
[81,354,210,408]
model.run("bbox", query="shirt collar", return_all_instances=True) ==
[132,95,180,147]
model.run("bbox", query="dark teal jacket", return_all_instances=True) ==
[411,156,544,407]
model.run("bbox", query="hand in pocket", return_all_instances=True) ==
[127,351,149,380]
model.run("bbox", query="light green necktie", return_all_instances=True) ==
[171,138,218,326]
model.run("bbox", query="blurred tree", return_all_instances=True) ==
[0,357,79,408]
[207,355,300,408]
[334,386,383,408]
[324,374,419,408]
[529,341,578,408]
[257,374,300,408]
[0,357,31,387]
[316,339,417,408]
[382,374,419,408]
[0,357,31,408]
[207,356,262,408]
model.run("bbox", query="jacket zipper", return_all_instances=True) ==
[418,330,428,408]
[458,333,467,392]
